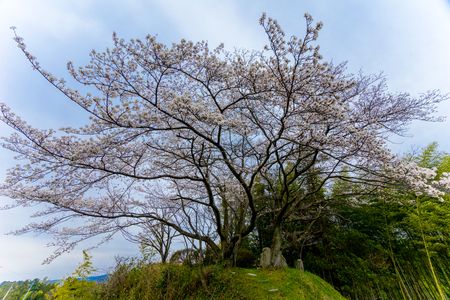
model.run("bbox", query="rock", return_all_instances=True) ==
[260,247,288,268]
[281,255,288,268]
[268,289,279,292]
[259,247,272,268]
[272,253,288,268]
[295,259,304,271]
[247,273,257,276]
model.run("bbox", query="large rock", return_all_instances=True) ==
[260,247,288,268]
[259,247,272,268]
[272,253,288,268]
[295,259,304,271]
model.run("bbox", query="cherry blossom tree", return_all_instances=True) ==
[1,14,447,266]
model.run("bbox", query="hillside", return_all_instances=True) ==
[215,268,346,300]
[98,264,346,300]
[0,265,345,299]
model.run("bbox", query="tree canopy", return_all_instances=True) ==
[1,14,448,266]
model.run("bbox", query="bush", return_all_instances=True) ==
[97,261,239,300]
[169,248,201,266]
[47,277,98,300]
[46,250,100,300]
[235,248,257,268]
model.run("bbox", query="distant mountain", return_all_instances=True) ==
[85,274,108,282]
[1,274,109,286]
[48,274,108,284]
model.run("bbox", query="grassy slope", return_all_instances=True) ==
[221,268,345,300]
[100,264,345,300]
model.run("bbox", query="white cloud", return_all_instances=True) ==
[154,0,263,49]
[0,0,107,129]
[0,233,136,281]
[0,0,104,73]
[0,236,71,281]
[0,202,139,282]
[0,0,103,45]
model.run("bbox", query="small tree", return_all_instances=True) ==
[1,14,448,267]
[129,209,179,263]
[48,250,98,299]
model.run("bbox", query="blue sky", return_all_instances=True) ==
[0,0,450,282]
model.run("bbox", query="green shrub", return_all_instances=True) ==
[235,248,257,268]
[46,251,100,300]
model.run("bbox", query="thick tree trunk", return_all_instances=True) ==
[161,253,167,264]
[221,236,241,266]
[269,225,287,268]
[221,246,235,266]
[232,235,242,266]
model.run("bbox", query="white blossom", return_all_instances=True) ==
[0,14,447,261]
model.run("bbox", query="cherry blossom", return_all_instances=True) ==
[1,15,447,264]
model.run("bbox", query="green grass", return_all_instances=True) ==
[221,267,346,300]
[98,263,345,299]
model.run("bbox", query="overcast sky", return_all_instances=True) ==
[0,0,450,282]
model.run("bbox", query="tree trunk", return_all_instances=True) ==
[232,235,242,267]
[161,252,167,264]
[269,225,287,268]
[221,236,241,267]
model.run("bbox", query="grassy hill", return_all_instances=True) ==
[214,267,346,300]
[0,265,345,299]
[98,264,345,300]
